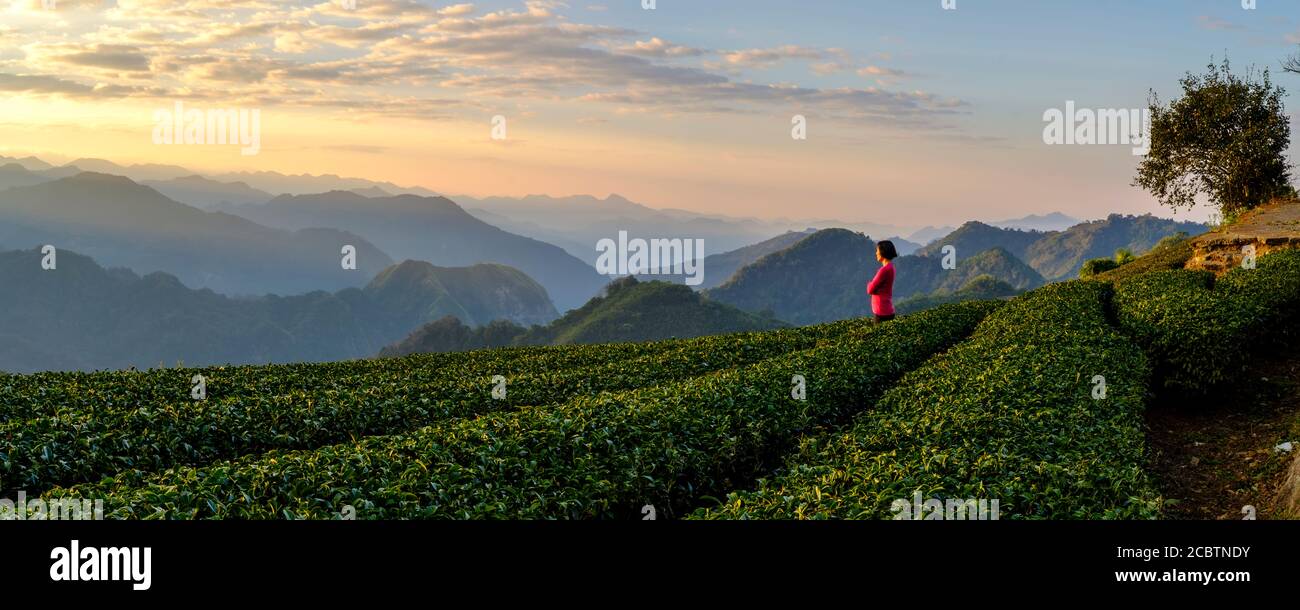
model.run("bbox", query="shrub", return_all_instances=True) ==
[1079,258,1120,278]
[693,281,1161,520]
[1112,250,1300,393]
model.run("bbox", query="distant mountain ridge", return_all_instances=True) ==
[919,215,1208,281]
[0,173,394,296]
[459,193,915,264]
[15,156,441,199]
[0,247,557,373]
[706,230,1045,324]
[215,190,608,311]
[704,215,1196,324]
[990,212,1081,232]
[142,175,274,208]
[632,229,816,289]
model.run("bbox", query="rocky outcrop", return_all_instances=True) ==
[1186,199,1300,274]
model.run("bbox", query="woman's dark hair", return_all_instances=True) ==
[876,240,898,261]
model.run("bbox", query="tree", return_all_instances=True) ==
[1134,59,1292,220]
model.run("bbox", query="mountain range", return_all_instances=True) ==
[0,247,555,373]
[632,229,816,289]
[458,193,915,264]
[0,172,394,296]
[703,213,1202,325]
[919,216,1207,282]
[0,152,1208,369]
[210,190,608,311]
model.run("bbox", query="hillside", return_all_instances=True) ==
[706,229,875,325]
[894,274,1019,315]
[381,276,784,356]
[1025,214,1208,280]
[0,248,557,373]
[897,246,1045,296]
[916,221,1045,261]
[917,216,1207,282]
[530,277,784,345]
[216,190,607,311]
[0,173,394,295]
[366,260,557,329]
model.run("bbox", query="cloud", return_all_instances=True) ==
[0,72,96,95]
[619,37,706,58]
[33,43,152,73]
[722,45,823,69]
[1196,15,1245,31]
[1,0,965,131]
[858,65,904,77]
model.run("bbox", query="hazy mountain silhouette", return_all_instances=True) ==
[991,212,1080,232]
[219,190,608,310]
[459,194,912,265]
[632,229,816,289]
[0,163,54,190]
[907,225,954,245]
[0,248,556,373]
[0,173,393,296]
[209,170,440,198]
[143,175,274,209]
[916,221,1045,261]
[881,236,922,256]
[63,158,194,181]
[0,155,53,171]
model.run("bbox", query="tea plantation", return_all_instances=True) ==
[14,249,1300,519]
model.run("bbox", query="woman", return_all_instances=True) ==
[867,240,897,323]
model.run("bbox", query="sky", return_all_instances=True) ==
[1,0,1299,228]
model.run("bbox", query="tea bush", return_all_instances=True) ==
[43,301,1003,519]
[2,319,868,494]
[694,281,1162,520]
[1112,250,1300,393]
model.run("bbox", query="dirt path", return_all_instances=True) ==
[1187,199,1300,273]
[1146,344,1300,520]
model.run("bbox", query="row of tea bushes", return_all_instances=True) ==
[694,282,1162,520]
[42,302,1002,518]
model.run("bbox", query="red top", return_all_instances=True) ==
[867,262,895,316]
